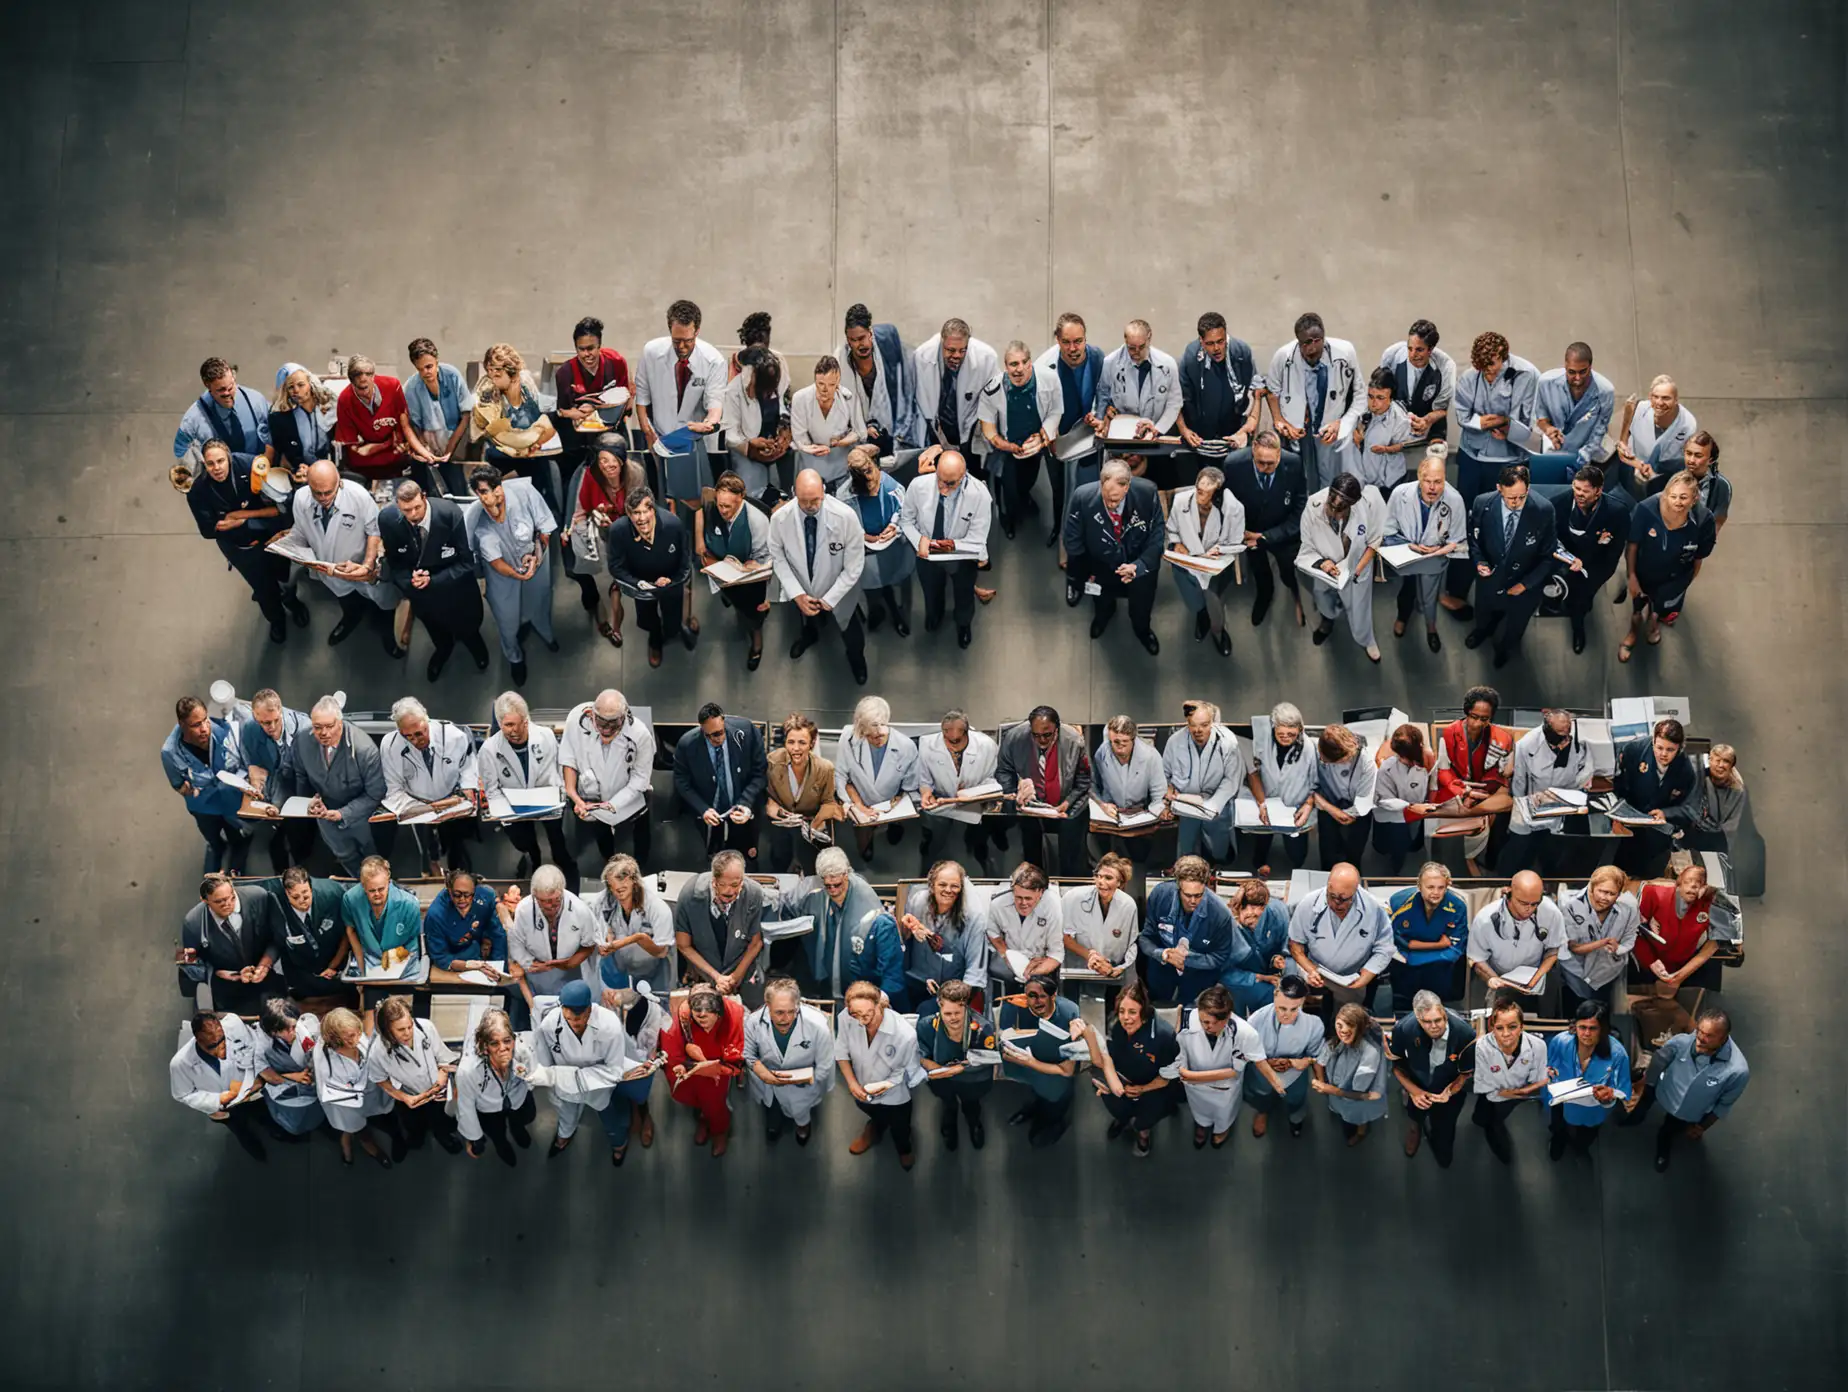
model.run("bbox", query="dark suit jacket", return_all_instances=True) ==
[1178,336,1260,437]
[1062,477,1165,581]
[1228,455,1307,551]
[179,885,281,995]
[1468,492,1557,599]
[267,407,330,471]
[257,875,350,980]
[996,723,1093,814]
[672,718,769,818]
[1556,493,1627,587]
[672,874,766,981]
[378,497,478,590]
[1388,1010,1476,1092]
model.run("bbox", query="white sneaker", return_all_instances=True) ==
[1365,644,1382,663]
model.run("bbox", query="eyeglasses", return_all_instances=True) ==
[1024,991,1051,1002]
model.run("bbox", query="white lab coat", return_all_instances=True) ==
[535,1002,630,1138]
[288,479,393,604]
[790,384,868,485]
[1508,725,1597,834]
[1266,338,1364,436]
[477,725,563,812]
[1059,885,1139,969]
[315,1041,391,1134]
[1177,1012,1267,1132]
[169,1016,261,1116]
[834,729,920,805]
[1164,488,1246,590]
[916,728,999,826]
[633,336,726,436]
[1372,755,1436,824]
[743,1003,838,1124]
[380,720,479,814]
[1299,484,1388,645]
[836,1005,925,1105]
[1161,725,1246,816]
[1251,713,1320,811]
[559,702,655,822]
[455,1041,540,1142]
[1100,345,1182,432]
[768,495,866,630]
[258,1013,323,1131]
[899,472,993,564]
[914,335,1000,447]
[1092,738,1167,812]
[586,887,676,987]
[720,364,794,494]
[1036,344,1101,459]
[508,891,603,996]
[1384,480,1468,567]
[975,365,1064,442]
[985,891,1063,978]
[1339,400,1415,489]
[365,1018,456,1097]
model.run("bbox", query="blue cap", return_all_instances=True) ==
[275,361,308,390]
[559,981,593,1010]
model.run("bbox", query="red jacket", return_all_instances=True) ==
[1435,720,1515,802]
[1634,883,1712,973]
[661,997,745,1077]
[334,375,411,468]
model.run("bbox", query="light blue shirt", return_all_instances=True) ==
[1648,1033,1749,1122]
[173,386,272,462]
[403,362,471,434]
[1534,366,1615,464]
[1545,1030,1632,1126]
[1454,357,1538,464]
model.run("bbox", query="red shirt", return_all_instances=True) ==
[577,468,628,520]
[555,349,631,411]
[660,998,745,1077]
[1634,883,1712,973]
[334,375,410,474]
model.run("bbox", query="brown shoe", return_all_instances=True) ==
[693,1117,710,1147]
[848,1122,878,1155]
[636,1105,654,1148]
[1347,1123,1368,1148]
[899,1150,915,1171]
[1252,1110,1269,1139]
[711,1132,729,1158]
[1403,1122,1422,1158]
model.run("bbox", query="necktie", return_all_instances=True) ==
[318,502,335,529]
[1136,359,1151,392]
[1504,507,1518,548]
[1260,470,1272,494]
[324,744,336,768]
[215,398,248,454]
[1308,361,1328,431]
[1108,508,1124,543]
[938,367,959,444]
[422,746,435,775]
[803,511,818,571]
[415,522,428,555]
[711,741,731,809]
[933,492,948,541]
[218,917,233,940]
[674,356,691,410]
[1419,500,1432,534]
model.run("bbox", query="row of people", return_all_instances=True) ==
[173,972,1746,1175]
[175,310,1731,671]
[162,681,1747,892]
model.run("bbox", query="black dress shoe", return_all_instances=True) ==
[1311,620,1334,646]
[1464,629,1488,649]
[957,625,973,649]
[435,1131,462,1154]
[1451,603,1476,622]
[1089,615,1109,640]
[371,1149,393,1170]
[269,620,288,644]
[326,616,362,646]
[1000,520,1016,540]
[924,614,942,633]
[511,661,528,686]
[1194,610,1211,641]
[968,1120,985,1149]
[789,633,815,661]
[1214,631,1231,658]
[541,634,561,654]
[1106,1119,1128,1142]
[1008,1106,1035,1127]
[892,614,910,637]
[510,1125,532,1150]
[866,606,884,633]
[1492,648,1512,669]
[850,661,869,686]
[1654,1152,1670,1173]
[1046,527,1061,548]
[942,1124,959,1152]
[390,1133,408,1163]
[1427,631,1442,653]
[284,594,311,628]
[1250,594,1272,627]
[1571,630,1587,655]
[427,651,449,682]
[547,1137,572,1161]
[679,624,698,651]
[747,646,763,671]
[1136,629,1160,656]
[1065,579,1083,607]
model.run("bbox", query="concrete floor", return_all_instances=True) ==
[1,1,1843,1387]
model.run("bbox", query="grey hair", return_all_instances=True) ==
[530,864,566,896]
[1270,701,1304,730]
[940,709,970,735]
[1004,339,1032,362]
[814,847,851,878]
[393,478,423,502]
[764,978,802,1006]
[1196,465,1225,491]
[1100,458,1132,484]
[390,696,428,728]
[492,691,529,721]
[310,694,344,720]
[852,695,891,739]
[1417,860,1453,886]
[593,688,628,720]
[711,849,747,879]
[1125,319,1152,339]
[1412,990,1445,1019]
[1189,701,1222,725]
[344,354,376,380]
[1105,714,1137,737]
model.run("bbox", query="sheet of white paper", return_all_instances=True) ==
[584,788,646,825]
[1295,555,1351,589]
[1318,968,1359,987]
[948,780,1004,802]
[701,556,767,587]
[924,539,986,562]
[965,1048,1003,1067]
[1235,795,1300,830]
[1088,798,1156,828]
[265,537,328,567]
[1163,548,1240,576]
[1376,541,1453,575]
[506,787,562,814]
[759,916,816,942]
[849,794,917,826]
[1106,415,1150,442]
[1055,420,1100,461]
[1005,949,1032,979]
[1608,696,1654,743]
[215,769,260,796]
[278,796,317,818]
[863,1078,898,1097]
[1036,1018,1070,1041]
[1498,963,1541,989]
[457,961,507,987]
[864,533,901,552]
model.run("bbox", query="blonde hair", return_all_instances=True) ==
[482,343,526,378]
[1708,744,1745,789]
[270,367,335,414]
[1649,374,1678,397]
[844,980,881,1008]
[1586,865,1627,897]
[320,1007,364,1049]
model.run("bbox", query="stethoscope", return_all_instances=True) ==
[755,1010,820,1062]
[396,721,459,772]
[1278,348,1354,416]
[1178,727,1226,786]
[384,1028,439,1089]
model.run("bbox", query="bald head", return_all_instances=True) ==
[794,469,824,511]
[1327,864,1361,900]
[593,688,628,721]
[306,460,340,502]
[1507,870,1546,920]
[935,451,967,490]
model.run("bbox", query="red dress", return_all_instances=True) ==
[661,997,746,1134]
[1634,884,1712,974]
[334,375,412,476]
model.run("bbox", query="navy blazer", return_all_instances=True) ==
[1178,336,1260,438]
[378,496,476,589]
[1227,454,1307,549]
[672,718,769,818]
[1468,492,1557,597]
[1388,1010,1476,1092]
[1612,736,1696,817]
[1555,492,1628,586]
[1062,477,1165,581]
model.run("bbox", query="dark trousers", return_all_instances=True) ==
[1497,828,1570,876]
[1446,451,1505,597]
[798,610,867,671]
[192,813,252,876]
[263,816,319,874]
[1371,817,1425,875]
[1615,824,1675,878]
[214,1104,268,1159]
[408,816,474,871]
[387,1098,458,1150]
[1245,830,1311,873]
[767,822,825,876]
[920,557,977,628]
[335,589,401,653]
[225,543,291,627]
[504,816,578,890]
[1099,1083,1178,1133]
[1089,569,1158,638]
[474,1093,537,1161]
[1246,544,1300,613]
[929,1081,989,1132]
[1472,586,1543,656]
[1548,1104,1603,1154]
[1407,1089,1467,1167]
[1016,1090,1074,1141]
[1139,958,1220,1008]
[718,580,769,634]
[588,806,653,865]
[853,1097,915,1154]
[1472,1094,1523,1158]
[1015,809,1088,877]
[1617,1084,1704,1163]
[632,584,687,648]
[412,599,488,667]
[1317,810,1372,869]
[699,812,761,861]
[921,816,999,872]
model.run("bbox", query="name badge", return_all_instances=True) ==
[441,545,456,558]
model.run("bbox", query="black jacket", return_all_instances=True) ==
[1062,477,1165,581]
[1388,1009,1476,1093]
[1227,454,1307,550]
[1468,492,1557,598]
[267,407,332,472]
[672,718,769,818]
[179,885,282,996]
[257,875,350,980]
[1555,492,1627,586]
[185,456,288,553]
[608,510,693,597]
[1177,337,1260,438]
[378,496,476,589]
